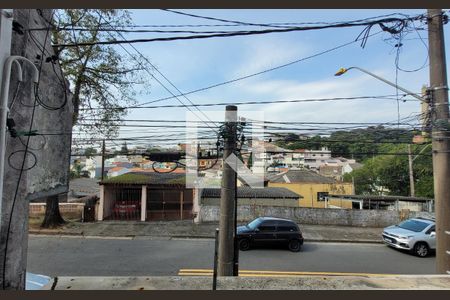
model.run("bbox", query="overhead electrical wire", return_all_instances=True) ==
[79,94,421,111]
[99,17,220,134]
[52,14,426,47]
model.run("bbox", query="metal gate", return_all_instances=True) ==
[110,187,141,220]
[147,189,193,221]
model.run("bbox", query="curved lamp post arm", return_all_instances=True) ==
[335,66,424,102]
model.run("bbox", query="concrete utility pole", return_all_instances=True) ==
[218,105,237,276]
[428,9,450,274]
[407,144,415,197]
[0,9,13,229]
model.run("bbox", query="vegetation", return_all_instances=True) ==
[276,127,433,198]
[52,9,149,138]
[343,143,433,198]
[43,9,150,228]
[276,126,415,161]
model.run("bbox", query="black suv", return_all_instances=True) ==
[236,217,304,252]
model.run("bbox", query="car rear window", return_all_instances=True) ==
[398,219,430,232]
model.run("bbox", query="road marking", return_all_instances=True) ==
[178,269,400,277]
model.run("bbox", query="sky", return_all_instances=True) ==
[84,9,450,150]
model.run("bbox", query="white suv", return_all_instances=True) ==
[382,217,435,257]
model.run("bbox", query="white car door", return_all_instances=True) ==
[424,225,436,249]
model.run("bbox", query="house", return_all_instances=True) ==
[267,169,354,208]
[250,140,304,173]
[68,178,100,201]
[303,147,332,170]
[98,172,193,221]
[328,194,434,212]
[319,165,343,181]
[107,166,130,178]
[200,187,302,207]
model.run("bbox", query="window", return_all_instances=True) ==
[317,192,329,202]
[277,225,298,232]
[425,225,435,234]
[276,221,298,232]
[247,218,263,230]
[258,220,277,232]
[398,219,430,232]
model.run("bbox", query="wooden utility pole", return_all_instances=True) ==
[218,105,237,276]
[428,9,450,274]
[407,144,415,197]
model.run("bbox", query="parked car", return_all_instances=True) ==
[382,217,435,257]
[26,272,52,290]
[237,217,304,252]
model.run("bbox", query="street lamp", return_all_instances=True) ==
[335,66,428,198]
[334,67,424,101]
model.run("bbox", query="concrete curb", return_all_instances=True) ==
[28,231,383,244]
[45,275,450,290]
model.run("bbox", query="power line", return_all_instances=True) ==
[79,94,421,111]
[100,18,220,134]
[31,12,419,31]
[161,9,294,28]
[53,14,425,48]
[131,29,410,107]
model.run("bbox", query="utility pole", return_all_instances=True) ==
[101,139,105,181]
[407,144,415,197]
[428,9,450,274]
[218,105,237,276]
[0,9,13,230]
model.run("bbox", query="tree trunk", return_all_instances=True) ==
[41,194,66,228]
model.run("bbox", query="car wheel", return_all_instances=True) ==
[288,239,301,252]
[413,242,429,257]
[239,239,250,251]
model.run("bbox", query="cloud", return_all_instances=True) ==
[230,37,311,79]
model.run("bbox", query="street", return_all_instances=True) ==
[27,236,436,276]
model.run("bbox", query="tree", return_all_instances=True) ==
[40,9,149,228]
[120,142,129,155]
[345,144,434,197]
[52,9,149,138]
[84,147,98,158]
[70,161,83,179]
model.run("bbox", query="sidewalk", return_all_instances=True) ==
[29,220,384,243]
[45,275,450,290]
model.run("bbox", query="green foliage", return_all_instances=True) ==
[70,161,83,179]
[275,126,433,197]
[52,9,150,139]
[346,144,433,198]
[276,126,415,162]
[247,152,253,169]
[120,142,128,155]
[84,147,98,158]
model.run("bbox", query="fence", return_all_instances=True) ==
[198,205,435,227]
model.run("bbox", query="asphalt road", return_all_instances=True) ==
[27,236,436,276]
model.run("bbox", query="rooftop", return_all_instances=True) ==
[329,194,433,202]
[201,187,302,199]
[268,169,336,184]
[100,172,186,186]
